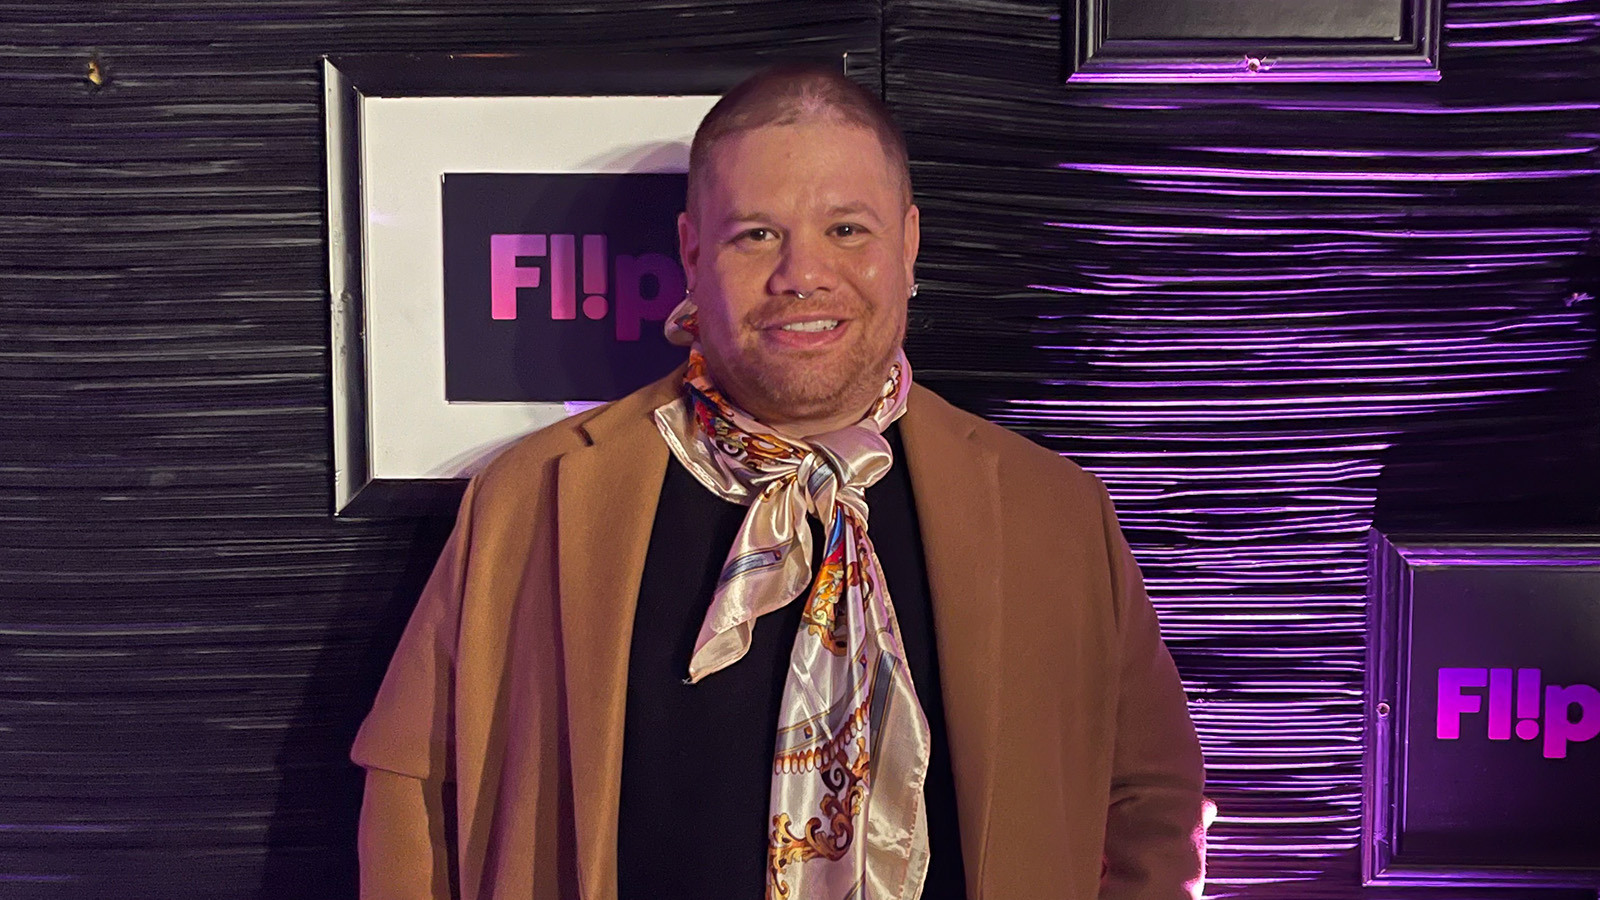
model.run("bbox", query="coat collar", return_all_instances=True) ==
[553,368,1003,900]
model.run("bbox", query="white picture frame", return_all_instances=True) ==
[323,53,853,516]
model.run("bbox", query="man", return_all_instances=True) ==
[352,65,1204,900]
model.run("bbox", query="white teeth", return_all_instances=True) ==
[780,320,840,333]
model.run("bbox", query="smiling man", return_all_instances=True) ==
[352,65,1205,900]
[675,91,917,437]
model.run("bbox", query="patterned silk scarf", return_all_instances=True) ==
[652,300,932,900]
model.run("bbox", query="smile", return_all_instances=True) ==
[779,320,840,333]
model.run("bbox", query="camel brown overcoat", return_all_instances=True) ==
[351,368,1205,900]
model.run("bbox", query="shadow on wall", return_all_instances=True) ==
[260,514,457,899]
[1374,290,1600,534]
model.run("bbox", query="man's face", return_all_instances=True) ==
[678,118,919,431]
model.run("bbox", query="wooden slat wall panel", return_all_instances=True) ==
[0,4,877,897]
[887,1,1598,898]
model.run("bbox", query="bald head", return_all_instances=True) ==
[685,64,913,218]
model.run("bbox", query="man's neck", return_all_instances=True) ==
[766,407,874,440]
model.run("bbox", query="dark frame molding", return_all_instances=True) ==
[323,51,860,519]
[1064,0,1442,83]
[1364,530,1600,888]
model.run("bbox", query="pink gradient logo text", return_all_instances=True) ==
[1436,667,1600,759]
[489,233,683,341]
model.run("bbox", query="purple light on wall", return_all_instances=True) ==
[1058,162,1600,181]
[1133,182,1428,199]
[1446,12,1600,26]
[1449,35,1595,46]
[1259,100,1600,113]
[902,14,1600,889]
[1042,221,1594,239]
[1067,71,1442,84]
[1180,145,1597,158]
[1012,169,1593,892]
[1453,0,1592,8]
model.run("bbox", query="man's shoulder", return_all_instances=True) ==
[907,382,1101,490]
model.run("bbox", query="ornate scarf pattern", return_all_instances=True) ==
[653,300,932,899]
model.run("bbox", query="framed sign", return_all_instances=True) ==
[1364,531,1600,887]
[1064,0,1442,82]
[323,52,859,517]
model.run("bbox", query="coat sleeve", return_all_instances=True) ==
[1095,481,1208,900]
[349,480,479,900]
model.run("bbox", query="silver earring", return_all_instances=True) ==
[909,282,920,299]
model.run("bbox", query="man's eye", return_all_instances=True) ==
[741,228,774,242]
[831,224,865,238]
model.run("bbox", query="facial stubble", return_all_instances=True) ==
[720,305,907,430]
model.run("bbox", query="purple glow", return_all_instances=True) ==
[1261,101,1600,113]
[1039,370,1576,385]
[1448,35,1595,46]
[1132,180,1425,199]
[1060,261,1561,281]
[1058,162,1600,181]
[1001,386,1548,406]
[1031,282,1584,301]
[1069,70,1442,84]
[1452,0,1592,7]
[1179,145,1596,158]
[1041,221,1593,239]
[1445,11,1600,26]
[989,51,1600,892]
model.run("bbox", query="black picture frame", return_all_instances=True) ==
[1064,0,1442,83]
[1364,530,1600,887]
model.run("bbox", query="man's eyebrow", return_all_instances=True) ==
[717,205,885,228]
[722,211,775,226]
[828,203,883,222]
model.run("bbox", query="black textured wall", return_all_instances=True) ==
[2,0,1597,897]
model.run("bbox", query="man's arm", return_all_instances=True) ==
[351,482,478,900]
[1097,482,1208,899]
[357,769,456,900]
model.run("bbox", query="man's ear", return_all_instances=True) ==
[901,203,921,288]
[678,210,700,290]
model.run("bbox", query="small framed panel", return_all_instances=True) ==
[1065,0,1442,83]
[1365,531,1600,888]
[324,52,859,517]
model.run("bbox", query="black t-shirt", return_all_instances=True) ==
[617,425,967,898]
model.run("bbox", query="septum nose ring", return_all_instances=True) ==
[790,289,809,301]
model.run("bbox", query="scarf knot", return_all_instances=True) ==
[786,429,889,530]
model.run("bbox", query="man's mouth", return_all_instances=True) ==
[779,319,841,333]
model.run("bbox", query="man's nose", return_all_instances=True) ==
[767,232,835,298]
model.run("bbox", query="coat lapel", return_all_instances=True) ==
[555,371,679,900]
[900,385,1004,900]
